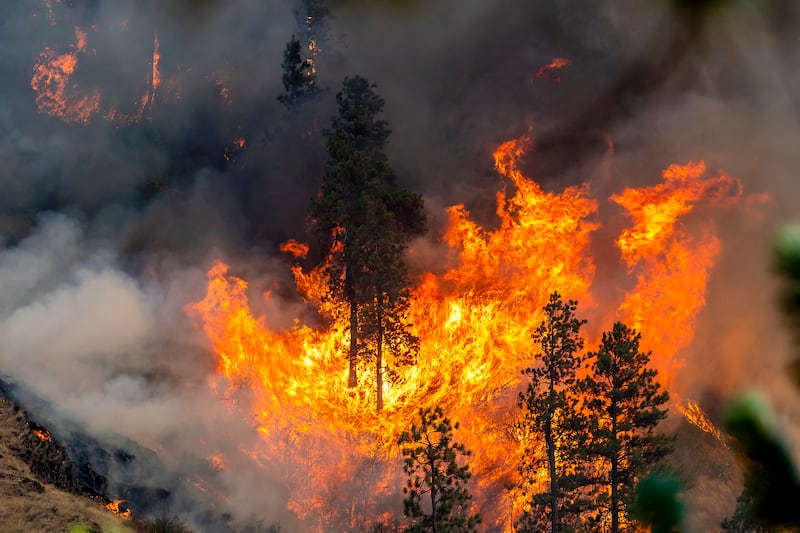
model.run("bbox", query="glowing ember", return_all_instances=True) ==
[188,132,743,530]
[280,239,310,259]
[224,137,246,162]
[208,453,226,471]
[105,500,132,519]
[32,429,52,442]
[43,0,62,27]
[31,26,101,124]
[151,33,161,92]
[531,57,572,83]
[104,32,161,124]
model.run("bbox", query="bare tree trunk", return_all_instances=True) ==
[376,317,383,411]
[546,419,559,533]
[346,262,357,388]
[429,452,438,531]
[546,383,559,533]
[610,398,619,533]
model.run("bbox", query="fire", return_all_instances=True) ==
[676,399,725,444]
[32,19,162,125]
[31,26,101,124]
[105,500,132,519]
[44,0,61,27]
[224,137,246,162]
[32,428,52,442]
[151,33,161,92]
[104,32,161,124]
[531,57,572,83]
[280,239,310,259]
[188,132,743,530]
[613,161,742,385]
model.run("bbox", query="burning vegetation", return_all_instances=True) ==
[9,0,799,531]
[189,111,743,529]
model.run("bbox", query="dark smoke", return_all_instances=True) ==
[2,0,800,529]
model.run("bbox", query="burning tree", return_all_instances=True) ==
[277,35,318,107]
[398,406,481,532]
[309,75,425,404]
[517,293,590,533]
[578,322,673,533]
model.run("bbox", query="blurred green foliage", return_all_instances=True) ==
[631,472,685,533]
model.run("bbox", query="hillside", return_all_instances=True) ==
[0,393,133,533]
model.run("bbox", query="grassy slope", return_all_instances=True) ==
[0,394,134,533]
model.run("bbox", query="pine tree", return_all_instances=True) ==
[398,406,482,532]
[517,292,589,533]
[720,488,768,533]
[277,35,317,107]
[309,76,425,404]
[579,322,673,532]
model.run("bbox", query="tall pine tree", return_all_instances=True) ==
[309,76,425,407]
[517,293,590,533]
[579,322,673,532]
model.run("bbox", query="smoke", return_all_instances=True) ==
[2,0,800,529]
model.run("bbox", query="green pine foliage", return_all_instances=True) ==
[398,406,481,532]
[516,293,589,533]
[720,488,768,533]
[277,35,318,107]
[308,75,425,406]
[579,322,673,532]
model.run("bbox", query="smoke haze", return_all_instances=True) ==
[2,0,800,529]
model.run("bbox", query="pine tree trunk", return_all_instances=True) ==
[429,452,438,531]
[610,397,619,533]
[546,383,559,533]
[346,260,358,388]
[376,314,383,411]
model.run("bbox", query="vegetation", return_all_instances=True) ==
[630,471,684,533]
[515,296,675,532]
[720,488,767,532]
[579,322,673,532]
[309,75,425,407]
[398,406,481,532]
[277,35,318,108]
[516,293,589,533]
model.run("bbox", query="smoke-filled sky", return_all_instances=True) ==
[2,0,800,529]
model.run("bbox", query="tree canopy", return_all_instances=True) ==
[308,75,425,408]
[398,406,482,532]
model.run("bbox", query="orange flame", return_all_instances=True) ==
[43,0,62,27]
[188,133,742,530]
[31,26,100,124]
[151,33,161,92]
[675,400,725,444]
[613,161,742,385]
[280,239,310,259]
[105,500,132,519]
[224,138,246,162]
[531,57,572,83]
[104,32,161,124]
[32,429,52,442]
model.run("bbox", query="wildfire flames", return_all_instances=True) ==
[30,26,100,124]
[105,500,132,520]
[31,9,162,125]
[32,428,52,442]
[675,399,725,444]
[188,132,743,530]
[531,57,572,83]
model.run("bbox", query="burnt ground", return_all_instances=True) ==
[0,391,133,533]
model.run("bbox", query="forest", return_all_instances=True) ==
[3,0,800,532]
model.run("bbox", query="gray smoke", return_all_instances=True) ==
[2,0,800,530]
